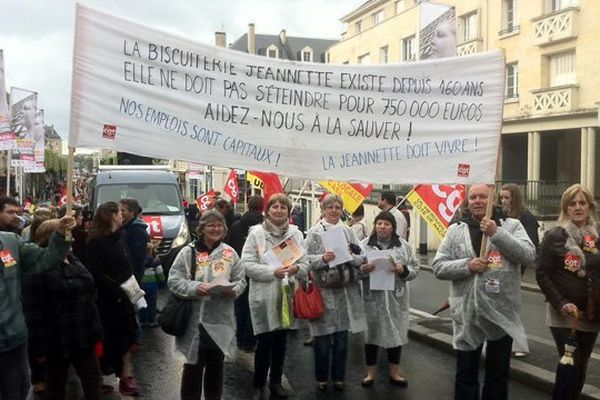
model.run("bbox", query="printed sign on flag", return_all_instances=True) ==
[406,184,465,239]
[223,169,239,204]
[142,215,164,239]
[318,181,373,214]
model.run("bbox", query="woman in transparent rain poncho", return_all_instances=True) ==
[168,210,246,400]
[241,193,309,400]
[359,211,419,388]
[305,194,366,392]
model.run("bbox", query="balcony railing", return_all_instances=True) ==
[496,180,575,217]
[456,38,483,56]
[532,7,578,46]
[531,85,578,115]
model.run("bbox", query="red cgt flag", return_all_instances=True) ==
[406,184,465,239]
[247,171,284,209]
[223,169,239,204]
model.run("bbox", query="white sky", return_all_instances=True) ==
[0,0,366,147]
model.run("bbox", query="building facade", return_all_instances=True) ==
[327,0,600,218]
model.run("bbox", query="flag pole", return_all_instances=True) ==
[65,146,75,241]
[291,180,309,208]
[479,50,506,259]
[6,150,10,196]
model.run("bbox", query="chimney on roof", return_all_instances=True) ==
[214,32,227,48]
[279,29,287,45]
[248,23,256,54]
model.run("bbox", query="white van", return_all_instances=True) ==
[89,166,190,271]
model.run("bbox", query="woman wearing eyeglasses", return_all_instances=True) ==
[305,194,366,392]
[168,210,246,400]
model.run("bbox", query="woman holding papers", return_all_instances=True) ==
[359,211,420,387]
[241,194,309,400]
[305,194,366,392]
[168,210,246,400]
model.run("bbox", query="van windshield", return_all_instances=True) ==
[96,184,182,215]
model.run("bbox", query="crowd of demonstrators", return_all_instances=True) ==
[168,210,246,400]
[23,219,103,400]
[241,194,309,400]
[536,184,600,399]
[229,195,264,352]
[305,194,366,392]
[378,191,408,240]
[0,197,75,400]
[85,202,140,396]
[359,211,419,388]
[432,184,536,400]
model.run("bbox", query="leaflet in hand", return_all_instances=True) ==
[263,236,305,268]
[206,275,236,295]
[320,226,353,267]
[367,249,395,291]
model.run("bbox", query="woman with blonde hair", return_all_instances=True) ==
[536,184,600,399]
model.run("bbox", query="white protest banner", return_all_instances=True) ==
[69,4,504,184]
[24,109,46,173]
[10,88,37,167]
[0,50,15,150]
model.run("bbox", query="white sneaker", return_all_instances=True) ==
[514,352,528,358]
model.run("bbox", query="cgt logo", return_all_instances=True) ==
[457,163,470,178]
[102,124,117,140]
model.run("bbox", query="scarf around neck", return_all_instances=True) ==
[263,218,289,238]
[560,220,598,272]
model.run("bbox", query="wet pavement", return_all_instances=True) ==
[26,252,600,399]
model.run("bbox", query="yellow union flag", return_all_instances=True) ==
[319,181,373,214]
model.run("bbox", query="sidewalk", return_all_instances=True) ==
[411,253,600,400]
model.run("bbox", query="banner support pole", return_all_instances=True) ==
[65,146,75,241]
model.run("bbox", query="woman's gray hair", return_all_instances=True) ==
[196,209,228,239]
[320,194,344,210]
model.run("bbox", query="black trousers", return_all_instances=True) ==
[364,344,401,366]
[45,347,102,400]
[455,334,513,400]
[234,285,255,348]
[550,327,598,400]
[180,325,224,400]
[253,330,288,387]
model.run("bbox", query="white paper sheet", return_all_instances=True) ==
[320,226,353,267]
[367,250,395,291]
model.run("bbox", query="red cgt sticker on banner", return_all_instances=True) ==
[102,124,117,139]
[457,163,471,178]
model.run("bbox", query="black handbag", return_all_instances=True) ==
[159,246,197,337]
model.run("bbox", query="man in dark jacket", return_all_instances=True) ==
[216,199,241,244]
[0,202,75,400]
[119,199,149,282]
[229,195,264,351]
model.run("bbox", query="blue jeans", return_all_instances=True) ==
[455,334,513,400]
[0,343,30,400]
[314,331,348,382]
